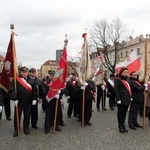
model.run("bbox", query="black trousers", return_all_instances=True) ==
[128,103,141,125]
[44,105,60,131]
[31,103,38,127]
[109,96,116,108]
[14,104,31,131]
[67,98,75,117]
[3,97,11,118]
[96,91,106,110]
[117,104,129,126]
[79,100,92,123]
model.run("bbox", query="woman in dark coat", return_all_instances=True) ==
[114,67,132,133]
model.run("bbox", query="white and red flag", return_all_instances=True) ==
[46,39,68,101]
[78,33,91,85]
[116,50,141,74]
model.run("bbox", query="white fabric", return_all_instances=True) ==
[67,96,70,99]
[83,82,88,86]
[108,79,114,87]
[81,86,85,90]
[144,83,148,90]
[54,94,60,99]
[0,106,2,113]
[20,78,32,90]
[32,100,37,105]
[101,85,105,90]
[57,90,61,94]
[117,100,121,104]
[14,100,19,106]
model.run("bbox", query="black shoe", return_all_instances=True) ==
[129,125,136,130]
[122,124,128,132]
[32,126,38,129]
[77,118,81,122]
[104,108,107,111]
[86,122,92,126]
[97,109,100,112]
[60,123,65,126]
[45,129,49,134]
[24,130,30,135]
[68,116,71,118]
[7,117,11,121]
[110,107,115,110]
[119,126,124,133]
[134,124,143,128]
[56,127,61,131]
[13,131,18,137]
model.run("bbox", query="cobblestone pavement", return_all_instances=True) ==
[1,97,150,150]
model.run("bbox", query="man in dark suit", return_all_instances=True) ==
[107,74,116,110]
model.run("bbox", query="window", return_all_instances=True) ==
[125,51,128,57]
[121,52,123,58]
[137,48,140,54]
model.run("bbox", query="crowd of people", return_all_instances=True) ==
[0,66,150,137]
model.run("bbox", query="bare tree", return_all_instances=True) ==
[90,17,131,73]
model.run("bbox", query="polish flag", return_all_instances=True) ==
[116,50,141,74]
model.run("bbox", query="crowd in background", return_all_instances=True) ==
[0,66,150,137]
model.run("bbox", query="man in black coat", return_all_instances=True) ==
[66,73,79,118]
[128,71,145,129]
[41,70,61,134]
[80,79,96,126]
[8,66,38,137]
[107,74,116,110]
[28,68,43,129]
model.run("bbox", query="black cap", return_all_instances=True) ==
[110,74,115,78]
[19,66,28,72]
[119,67,128,75]
[71,73,76,76]
[29,68,36,73]
[48,70,55,75]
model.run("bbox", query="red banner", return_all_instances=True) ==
[47,44,67,101]
[0,33,16,92]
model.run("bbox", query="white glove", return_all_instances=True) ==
[0,106,3,113]
[14,100,19,106]
[32,100,37,105]
[131,98,133,101]
[57,90,61,94]
[67,96,70,99]
[54,94,60,99]
[101,85,105,90]
[83,82,88,86]
[144,83,148,90]
[81,86,85,90]
[117,100,121,104]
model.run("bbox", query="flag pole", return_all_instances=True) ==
[101,56,105,111]
[53,34,68,133]
[143,34,148,129]
[10,24,20,135]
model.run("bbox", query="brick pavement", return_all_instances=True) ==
[0,98,150,150]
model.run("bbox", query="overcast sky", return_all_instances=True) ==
[0,0,150,69]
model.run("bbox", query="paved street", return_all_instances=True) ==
[1,97,150,150]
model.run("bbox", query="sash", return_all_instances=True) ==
[108,79,114,88]
[132,80,141,86]
[16,76,32,93]
[86,87,96,102]
[117,77,132,96]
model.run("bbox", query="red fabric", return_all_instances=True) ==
[132,80,141,86]
[117,77,132,96]
[0,33,16,92]
[47,47,67,100]
[16,76,32,93]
